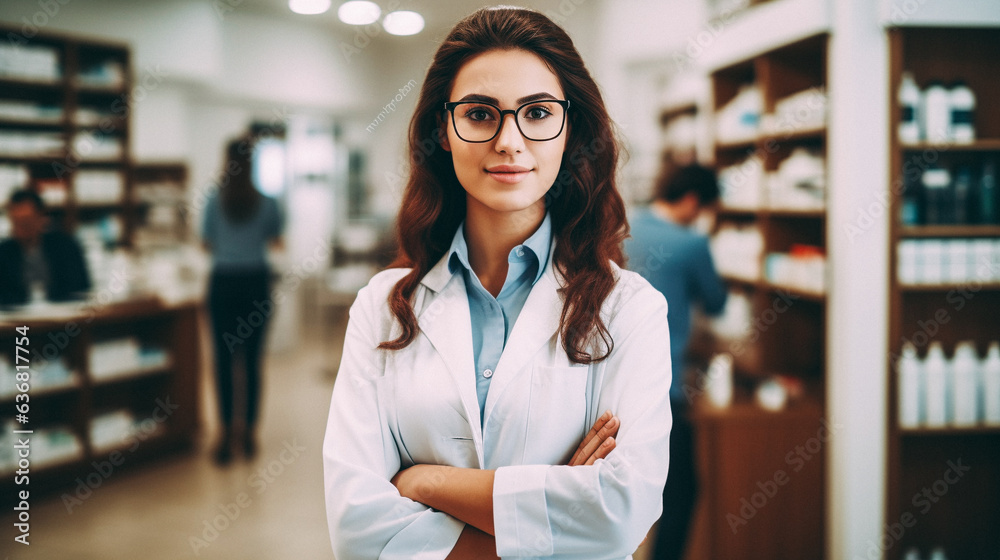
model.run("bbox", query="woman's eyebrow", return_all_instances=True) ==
[454,92,560,105]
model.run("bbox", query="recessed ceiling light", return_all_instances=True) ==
[289,0,331,15]
[383,10,424,36]
[337,1,381,25]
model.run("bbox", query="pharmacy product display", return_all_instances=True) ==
[897,71,977,145]
[887,27,1000,560]
[897,340,1000,429]
[900,158,999,226]
[0,22,138,247]
[896,238,1000,285]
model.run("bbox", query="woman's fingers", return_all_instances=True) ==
[584,436,615,466]
[569,410,612,466]
[568,410,619,466]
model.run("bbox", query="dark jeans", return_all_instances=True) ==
[208,268,272,430]
[653,400,697,560]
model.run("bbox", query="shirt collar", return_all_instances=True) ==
[447,211,553,286]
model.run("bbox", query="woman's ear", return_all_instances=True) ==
[438,124,451,152]
[435,113,451,152]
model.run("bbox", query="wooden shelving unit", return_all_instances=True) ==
[0,24,134,246]
[685,32,829,560]
[885,26,1000,560]
[131,162,190,248]
[0,300,202,495]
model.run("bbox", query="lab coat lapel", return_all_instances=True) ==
[418,254,483,462]
[483,245,564,425]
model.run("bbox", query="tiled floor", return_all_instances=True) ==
[4,315,656,559]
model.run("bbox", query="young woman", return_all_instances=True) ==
[324,7,672,559]
[202,139,284,464]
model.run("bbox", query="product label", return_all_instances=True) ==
[901,106,915,122]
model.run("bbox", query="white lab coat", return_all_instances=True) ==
[324,241,672,559]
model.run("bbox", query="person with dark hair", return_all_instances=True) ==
[323,6,672,559]
[202,139,284,465]
[0,189,91,306]
[624,163,728,560]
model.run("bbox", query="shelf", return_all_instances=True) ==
[90,361,173,385]
[767,208,826,218]
[759,124,826,143]
[715,136,758,151]
[0,154,67,164]
[717,206,761,217]
[899,225,1000,238]
[0,76,65,92]
[898,282,1000,292]
[901,139,1000,152]
[766,282,826,302]
[899,426,1000,437]
[721,274,761,289]
[721,274,827,301]
[692,395,824,422]
[0,118,67,131]
[74,83,127,95]
[0,377,82,404]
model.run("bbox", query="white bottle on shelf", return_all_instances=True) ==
[921,81,951,144]
[948,81,975,144]
[950,341,979,427]
[903,548,921,560]
[898,342,924,428]
[983,342,1000,426]
[898,72,922,144]
[924,342,950,427]
[928,547,947,560]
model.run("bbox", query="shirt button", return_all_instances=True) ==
[516,248,525,257]
[483,369,493,378]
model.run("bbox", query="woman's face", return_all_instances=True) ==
[442,49,568,218]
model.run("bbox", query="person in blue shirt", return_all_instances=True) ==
[624,163,727,560]
[202,139,284,465]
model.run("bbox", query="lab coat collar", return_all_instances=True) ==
[416,236,564,451]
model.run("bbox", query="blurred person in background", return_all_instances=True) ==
[624,163,727,560]
[202,139,284,465]
[0,189,91,306]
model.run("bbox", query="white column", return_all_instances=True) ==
[827,0,890,558]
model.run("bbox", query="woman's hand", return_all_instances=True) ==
[568,410,620,466]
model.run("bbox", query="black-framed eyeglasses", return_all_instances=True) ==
[443,99,570,143]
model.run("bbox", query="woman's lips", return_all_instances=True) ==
[486,165,531,184]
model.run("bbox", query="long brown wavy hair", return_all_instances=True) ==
[379,6,628,364]
[220,139,261,224]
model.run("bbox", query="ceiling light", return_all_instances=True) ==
[383,10,424,36]
[337,1,381,25]
[289,0,331,15]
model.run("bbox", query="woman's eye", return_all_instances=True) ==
[465,108,494,121]
[525,107,552,120]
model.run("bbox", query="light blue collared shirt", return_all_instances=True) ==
[446,212,553,425]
